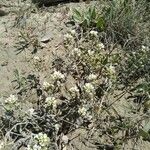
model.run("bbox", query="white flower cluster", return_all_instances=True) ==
[4,94,18,110]
[5,94,18,104]
[97,43,105,50]
[28,108,36,116]
[54,124,61,131]
[78,106,92,120]
[83,83,95,95]
[45,96,58,109]
[62,135,69,144]
[43,81,54,90]
[69,86,79,97]
[33,56,41,62]
[70,29,76,36]
[27,144,43,150]
[51,69,65,81]
[141,45,149,52]
[88,50,95,56]
[90,30,98,37]
[0,141,4,150]
[88,73,97,81]
[72,48,82,57]
[26,133,50,150]
[78,107,87,116]
[107,65,116,75]
[34,133,50,147]
[64,33,73,41]
[87,43,104,56]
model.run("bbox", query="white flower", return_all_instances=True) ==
[43,81,53,90]
[70,29,76,36]
[141,45,149,52]
[62,135,69,144]
[52,99,59,109]
[27,144,46,150]
[5,94,18,104]
[64,33,73,40]
[34,133,50,147]
[88,50,94,55]
[72,48,81,57]
[54,124,61,131]
[45,96,56,106]
[26,145,32,150]
[97,43,105,49]
[84,83,95,94]
[52,70,65,80]
[90,30,98,37]
[78,107,87,116]
[28,108,36,116]
[32,144,42,150]
[0,141,4,150]
[4,95,18,110]
[108,65,116,74]
[88,74,97,81]
[45,97,59,109]
[33,56,41,62]
[132,52,136,55]
[69,86,79,97]
[69,86,79,93]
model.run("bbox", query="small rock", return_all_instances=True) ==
[40,33,52,43]
[1,61,8,66]
[40,42,47,48]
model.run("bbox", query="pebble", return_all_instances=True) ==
[1,61,8,66]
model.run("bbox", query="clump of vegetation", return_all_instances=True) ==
[73,0,149,50]
[72,6,105,30]
[0,0,150,149]
[15,30,40,54]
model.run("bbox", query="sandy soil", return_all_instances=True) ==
[0,1,150,149]
[0,0,95,96]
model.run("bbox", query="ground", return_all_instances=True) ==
[0,0,150,149]
[0,0,93,96]
[0,1,98,149]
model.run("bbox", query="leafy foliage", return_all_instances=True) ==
[0,0,150,149]
[72,7,105,30]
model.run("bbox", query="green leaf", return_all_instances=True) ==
[102,57,108,65]
[96,17,105,30]
[73,9,82,18]
[89,7,96,20]
[139,119,150,141]
[143,120,150,133]
[139,129,150,141]
[72,9,83,23]
[84,14,90,27]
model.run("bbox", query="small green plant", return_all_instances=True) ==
[72,6,105,30]
[102,0,150,49]
[0,0,150,149]
[12,69,27,90]
[15,30,40,54]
